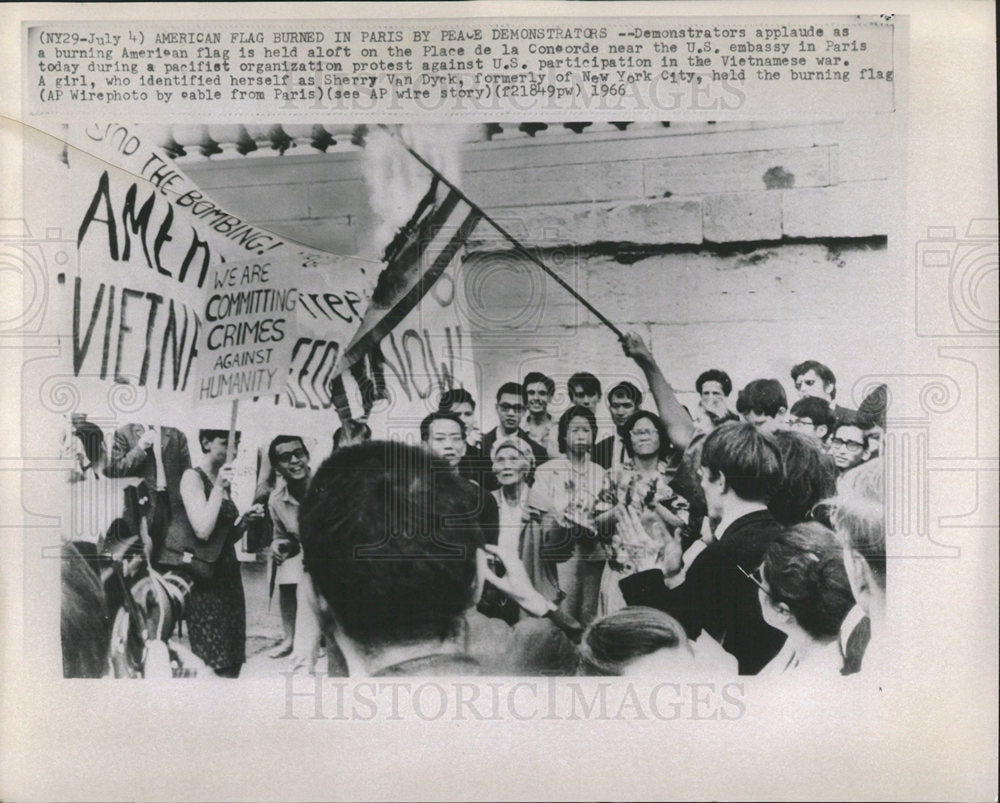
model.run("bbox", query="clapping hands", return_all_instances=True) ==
[614,505,684,578]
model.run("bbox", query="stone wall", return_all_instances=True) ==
[180,119,897,426]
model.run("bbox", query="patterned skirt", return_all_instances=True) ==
[185,548,246,670]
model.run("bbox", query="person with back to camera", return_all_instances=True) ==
[173,429,262,678]
[735,378,788,432]
[751,521,856,678]
[767,429,839,527]
[614,422,787,674]
[298,440,579,676]
[832,459,885,675]
[578,605,736,677]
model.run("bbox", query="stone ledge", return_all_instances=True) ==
[782,181,888,238]
[703,192,782,243]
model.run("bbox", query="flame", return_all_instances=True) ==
[361,124,472,256]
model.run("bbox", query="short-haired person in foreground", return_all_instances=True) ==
[300,442,578,676]
[787,396,837,446]
[768,429,838,527]
[832,459,885,674]
[578,607,693,676]
[735,378,788,432]
[790,359,857,423]
[694,369,740,434]
[753,522,856,678]
[615,423,787,674]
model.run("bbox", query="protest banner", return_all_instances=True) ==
[194,257,300,405]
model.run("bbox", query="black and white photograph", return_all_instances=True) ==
[1,4,996,801]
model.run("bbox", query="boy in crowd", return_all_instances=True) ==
[736,378,788,432]
[616,422,787,674]
[421,411,499,550]
[521,371,559,459]
[787,396,837,446]
[481,383,548,490]
[829,419,873,475]
[594,381,644,470]
[567,371,602,415]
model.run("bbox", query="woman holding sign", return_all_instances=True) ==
[177,429,261,678]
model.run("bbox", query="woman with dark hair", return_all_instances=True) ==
[176,429,259,677]
[578,606,695,676]
[594,410,691,617]
[768,429,838,526]
[752,521,856,678]
[532,405,606,626]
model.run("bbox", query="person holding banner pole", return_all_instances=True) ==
[178,428,260,678]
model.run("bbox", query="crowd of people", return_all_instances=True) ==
[61,330,887,680]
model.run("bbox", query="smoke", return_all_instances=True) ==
[361,124,474,256]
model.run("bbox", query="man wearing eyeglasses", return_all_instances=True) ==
[787,396,837,446]
[829,420,872,475]
[267,435,312,659]
[481,382,548,491]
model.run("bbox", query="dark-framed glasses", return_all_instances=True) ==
[276,448,308,464]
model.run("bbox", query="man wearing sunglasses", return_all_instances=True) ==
[267,435,312,659]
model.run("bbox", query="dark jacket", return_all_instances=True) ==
[619,509,786,675]
[105,424,192,561]
[592,434,617,471]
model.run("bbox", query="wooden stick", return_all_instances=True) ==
[226,399,239,463]
[379,124,625,341]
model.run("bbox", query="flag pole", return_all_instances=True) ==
[226,399,239,464]
[378,124,626,341]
